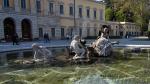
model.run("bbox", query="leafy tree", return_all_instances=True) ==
[115,9,125,21]
[104,0,150,32]
[105,8,113,21]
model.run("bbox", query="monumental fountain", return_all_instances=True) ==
[0,26,150,84]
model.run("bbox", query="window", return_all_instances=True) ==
[49,2,53,14]
[94,10,97,19]
[69,6,73,16]
[79,28,82,36]
[100,9,103,20]
[3,0,9,8]
[39,28,43,38]
[94,28,97,36]
[51,28,55,37]
[79,7,82,18]
[60,5,64,14]
[21,0,26,9]
[61,28,65,38]
[87,8,90,18]
[87,28,90,36]
[36,0,41,13]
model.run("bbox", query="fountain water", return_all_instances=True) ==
[74,75,109,84]
[0,45,150,84]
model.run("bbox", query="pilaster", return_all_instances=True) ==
[16,20,22,38]
[14,0,20,12]
[30,0,36,15]
[0,18,4,39]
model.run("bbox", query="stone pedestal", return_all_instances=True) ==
[0,53,8,66]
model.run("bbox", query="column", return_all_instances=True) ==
[0,0,3,9]
[14,0,20,12]
[31,17,38,39]
[55,2,60,16]
[0,19,4,39]
[82,27,87,38]
[16,20,22,38]
[30,0,36,15]
[55,27,61,39]
[43,0,49,16]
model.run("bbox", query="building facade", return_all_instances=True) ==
[107,22,141,37]
[0,0,106,41]
[0,0,141,41]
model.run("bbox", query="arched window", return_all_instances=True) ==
[49,2,54,14]
[21,0,26,9]
[3,0,9,7]
[86,7,90,18]
[60,4,64,14]
[79,6,83,18]
[36,0,41,13]
[93,8,97,19]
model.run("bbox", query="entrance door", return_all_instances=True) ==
[21,19,32,40]
[3,18,16,41]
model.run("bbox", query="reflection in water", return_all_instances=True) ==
[0,48,150,84]
[75,75,109,84]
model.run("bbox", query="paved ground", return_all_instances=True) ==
[0,36,150,52]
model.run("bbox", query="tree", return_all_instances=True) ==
[105,8,113,21]
[115,9,125,21]
[104,0,150,32]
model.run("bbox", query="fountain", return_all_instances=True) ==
[0,39,150,84]
[32,43,54,63]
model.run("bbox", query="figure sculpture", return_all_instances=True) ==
[32,43,53,62]
[70,35,86,59]
[93,26,113,56]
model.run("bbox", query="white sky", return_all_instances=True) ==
[96,0,103,1]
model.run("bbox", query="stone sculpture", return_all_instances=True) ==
[32,43,53,62]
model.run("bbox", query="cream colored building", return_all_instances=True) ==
[0,0,141,41]
[0,0,106,41]
[107,21,141,37]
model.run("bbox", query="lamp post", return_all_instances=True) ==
[73,0,76,36]
[111,1,117,21]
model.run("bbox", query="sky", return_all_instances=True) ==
[96,0,102,1]
[96,0,103,1]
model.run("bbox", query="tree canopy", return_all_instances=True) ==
[104,0,150,31]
